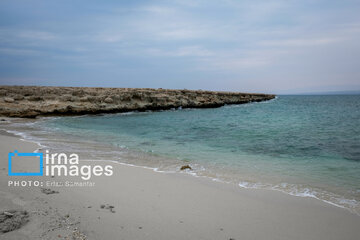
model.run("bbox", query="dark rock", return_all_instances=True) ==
[0,210,29,233]
[41,188,59,195]
[100,204,115,213]
[180,165,192,171]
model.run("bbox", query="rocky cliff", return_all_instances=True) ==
[0,86,275,118]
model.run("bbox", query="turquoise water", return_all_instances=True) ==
[15,95,360,213]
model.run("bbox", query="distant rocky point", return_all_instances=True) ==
[0,86,275,118]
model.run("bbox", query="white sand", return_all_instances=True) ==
[1,131,360,240]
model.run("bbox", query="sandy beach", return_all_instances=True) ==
[1,128,360,240]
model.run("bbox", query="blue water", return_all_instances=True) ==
[27,95,360,213]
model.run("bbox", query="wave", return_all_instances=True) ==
[238,181,359,214]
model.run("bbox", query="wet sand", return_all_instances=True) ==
[1,131,360,239]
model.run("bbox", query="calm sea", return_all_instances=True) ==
[8,95,360,214]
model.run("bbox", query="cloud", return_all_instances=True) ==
[95,33,123,43]
[0,29,57,41]
[156,28,207,40]
[146,46,213,57]
[259,37,342,47]
[17,30,57,41]
[205,56,270,69]
[141,6,176,15]
[0,48,43,56]
[197,48,290,71]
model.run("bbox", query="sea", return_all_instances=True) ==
[5,95,360,214]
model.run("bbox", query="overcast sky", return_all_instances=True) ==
[0,0,359,94]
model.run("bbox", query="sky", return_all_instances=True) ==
[0,0,359,94]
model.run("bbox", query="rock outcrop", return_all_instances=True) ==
[0,86,275,118]
[180,165,192,171]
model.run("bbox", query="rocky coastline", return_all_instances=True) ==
[0,86,275,118]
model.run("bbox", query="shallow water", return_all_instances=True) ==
[5,95,360,214]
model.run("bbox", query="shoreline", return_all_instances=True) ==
[1,125,360,239]
[2,116,359,216]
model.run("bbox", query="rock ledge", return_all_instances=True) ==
[0,86,275,118]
